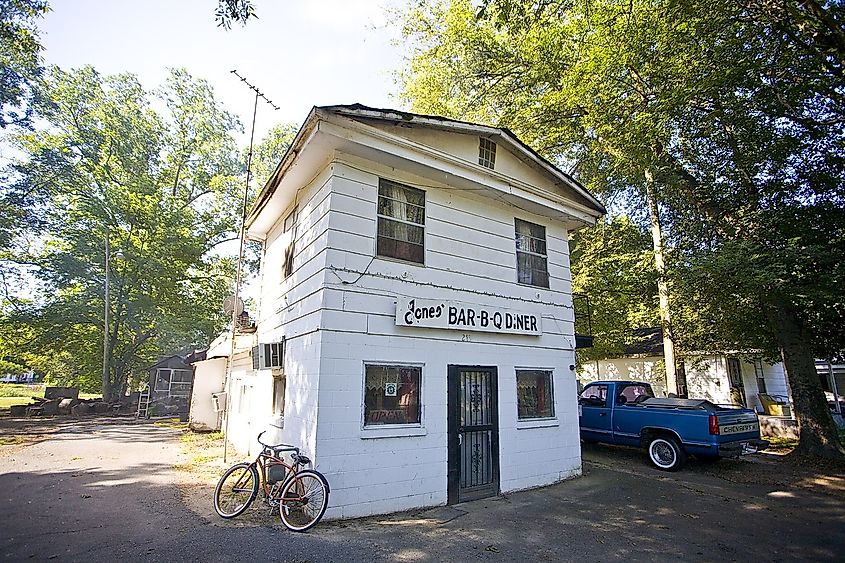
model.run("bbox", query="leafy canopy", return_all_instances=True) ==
[2,66,245,394]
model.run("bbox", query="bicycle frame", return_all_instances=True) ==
[251,448,300,503]
[214,432,329,531]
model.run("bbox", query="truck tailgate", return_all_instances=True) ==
[715,409,761,440]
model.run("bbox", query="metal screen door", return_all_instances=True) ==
[447,365,499,504]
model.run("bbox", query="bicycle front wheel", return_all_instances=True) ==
[278,469,329,532]
[214,462,259,519]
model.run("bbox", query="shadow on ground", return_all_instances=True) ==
[3,417,844,562]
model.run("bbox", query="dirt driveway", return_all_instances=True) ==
[2,417,844,562]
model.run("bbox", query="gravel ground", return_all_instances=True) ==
[1,416,843,562]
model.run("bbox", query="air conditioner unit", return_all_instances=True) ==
[253,340,285,370]
[211,392,227,412]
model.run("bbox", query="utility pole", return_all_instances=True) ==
[103,231,111,401]
[223,70,279,462]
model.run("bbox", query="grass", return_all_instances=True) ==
[0,382,101,410]
[0,383,44,398]
[763,429,845,454]
[0,397,32,409]
[0,435,32,446]
[173,429,228,476]
[154,419,189,429]
[764,436,799,453]
[180,430,224,444]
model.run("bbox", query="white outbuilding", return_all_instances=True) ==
[217,105,605,519]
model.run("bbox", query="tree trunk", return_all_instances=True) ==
[644,170,678,396]
[765,300,844,458]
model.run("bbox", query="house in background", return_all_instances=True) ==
[0,370,40,384]
[146,354,196,416]
[578,327,793,414]
[214,104,606,519]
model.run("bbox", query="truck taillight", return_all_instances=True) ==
[709,414,720,435]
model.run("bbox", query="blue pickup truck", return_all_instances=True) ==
[579,380,768,470]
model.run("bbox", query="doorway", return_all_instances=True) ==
[447,365,500,504]
[727,357,746,406]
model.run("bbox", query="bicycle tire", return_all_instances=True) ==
[278,469,330,532]
[214,462,259,518]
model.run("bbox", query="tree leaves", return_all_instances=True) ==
[0,0,49,129]
[2,66,243,393]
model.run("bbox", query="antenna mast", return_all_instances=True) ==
[223,70,279,463]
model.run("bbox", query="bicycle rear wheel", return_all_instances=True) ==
[278,469,329,532]
[214,462,259,518]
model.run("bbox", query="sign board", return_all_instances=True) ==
[384,382,398,397]
[395,298,542,336]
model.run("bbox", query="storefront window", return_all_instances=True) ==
[364,364,421,426]
[516,369,555,419]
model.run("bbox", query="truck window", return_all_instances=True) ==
[579,384,608,407]
[618,384,654,405]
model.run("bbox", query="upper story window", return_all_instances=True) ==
[377,179,425,264]
[283,206,298,232]
[479,137,496,169]
[515,218,549,288]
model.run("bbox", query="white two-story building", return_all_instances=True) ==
[215,104,605,519]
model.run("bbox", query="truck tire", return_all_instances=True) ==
[647,436,687,471]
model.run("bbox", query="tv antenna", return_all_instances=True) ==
[223,70,279,463]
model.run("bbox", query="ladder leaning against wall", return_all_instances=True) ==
[136,385,151,418]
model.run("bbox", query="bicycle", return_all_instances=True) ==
[213,431,330,532]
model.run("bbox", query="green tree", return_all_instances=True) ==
[570,216,659,363]
[4,66,243,398]
[0,0,49,129]
[398,0,845,457]
[250,122,298,192]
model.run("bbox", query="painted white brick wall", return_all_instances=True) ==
[241,134,592,518]
[312,160,582,520]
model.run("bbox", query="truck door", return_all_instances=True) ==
[579,383,612,441]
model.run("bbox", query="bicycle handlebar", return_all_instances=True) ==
[256,431,300,453]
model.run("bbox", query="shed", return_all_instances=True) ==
[147,355,194,415]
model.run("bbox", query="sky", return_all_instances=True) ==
[38,0,408,145]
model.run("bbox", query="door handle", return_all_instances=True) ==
[599,412,607,417]
[458,434,462,445]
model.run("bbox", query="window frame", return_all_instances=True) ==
[169,369,193,397]
[154,368,171,392]
[754,359,767,394]
[479,137,497,169]
[616,383,655,405]
[376,178,426,265]
[579,383,609,408]
[514,218,550,288]
[255,341,285,370]
[516,369,556,420]
[361,362,424,429]
[154,368,192,396]
[283,206,298,233]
